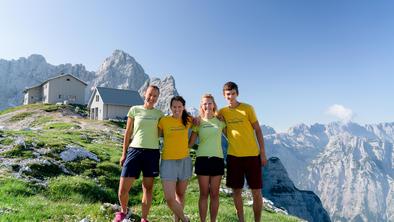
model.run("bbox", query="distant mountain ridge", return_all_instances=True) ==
[264,121,394,221]
[0,50,178,113]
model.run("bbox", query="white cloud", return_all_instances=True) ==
[326,104,354,122]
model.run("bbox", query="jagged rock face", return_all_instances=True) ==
[138,76,179,114]
[263,157,331,222]
[92,50,149,91]
[261,125,276,135]
[264,122,394,222]
[0,55,95,109]
[0,50,179,115]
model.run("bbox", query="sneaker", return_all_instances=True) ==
[141,219,149,222]
[113,212,127,222]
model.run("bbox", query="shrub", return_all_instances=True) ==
[24,162,64,179]
[65,158,97,174]
[42,104,62,112]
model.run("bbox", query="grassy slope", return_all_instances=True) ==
[0,104,301,222]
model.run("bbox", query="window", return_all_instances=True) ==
[66,78,70,81]
[58,94,62,99]
[95,95,99,102]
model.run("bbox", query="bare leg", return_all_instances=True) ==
[251,189,262,222]
[232,188,244,222]
[162,180,188,222]
[198,176,209,222]
[141,177,154,220]
[118,177,135,213]
[175,180,189,222]
[209,176,222,222]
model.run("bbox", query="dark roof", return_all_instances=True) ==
[93,87,144,106]
[23,73,88,93]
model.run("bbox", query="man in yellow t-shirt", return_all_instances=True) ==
[219,81,267,222]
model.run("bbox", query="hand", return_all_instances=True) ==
[192,116,201,126]
[260,154,267,166]
[119,155,126,167]
[217,114,224,121]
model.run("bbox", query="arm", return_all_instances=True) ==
[252,121,267,166]
[158,127,163,137]
[120,117,134,166]
[222,127,227,137]
[188,132,198,148]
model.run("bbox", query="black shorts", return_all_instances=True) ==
[226,155,262,189]
[195,156,224,176]
[121,147,160,178]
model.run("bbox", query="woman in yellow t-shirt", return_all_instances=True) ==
[189,94,226,222]
[158,96,192,222]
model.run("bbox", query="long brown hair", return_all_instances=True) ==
[170,96,191,127]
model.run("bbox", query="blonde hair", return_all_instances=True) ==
[199,94,218,118]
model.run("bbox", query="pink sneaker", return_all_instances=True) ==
[141,219,149,222]
[113,212,127,222]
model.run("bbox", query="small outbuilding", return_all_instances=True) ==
[88,87,143,120]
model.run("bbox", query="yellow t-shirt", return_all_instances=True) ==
[219,103,259,157]
[158,116,192,160]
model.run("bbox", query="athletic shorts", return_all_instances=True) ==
[160,157,192,181]
[226,155,262,189]
[195,156,224,176]
[121,147,160,178]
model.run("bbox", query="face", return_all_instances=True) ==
[144,87,159,107]
[223,89,238,104]
[201,97,215,114]
[171,100,184,118]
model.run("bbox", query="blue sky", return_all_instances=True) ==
[1,0,393,132]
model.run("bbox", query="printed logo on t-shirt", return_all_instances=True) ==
[227,118,243,125]
[139,116,158,120]
[170,126,185,131]
[201,123,215,129]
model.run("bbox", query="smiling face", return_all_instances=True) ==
[144,86,159,108]
[223,89,238,105]
[200,97,216,118]
[171,100,184,118]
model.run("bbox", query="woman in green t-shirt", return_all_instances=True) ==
[114,85,164,222]
[189,94,226,222]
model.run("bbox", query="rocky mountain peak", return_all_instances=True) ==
[93,50,149,91]
[263,157,331,222]
[27,54,46,64]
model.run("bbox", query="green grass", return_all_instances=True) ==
[30,116,53,127]
[43,122,81,130]
[1,143,34,158]
[0,174,301,222]
[0,104,302,222]
[9,112,34,122]
[0,104,51,116]
[48,176,115,203]
[0,137,13,145]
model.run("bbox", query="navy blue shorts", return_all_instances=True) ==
[121,147,160,178]
[195,156,224,176]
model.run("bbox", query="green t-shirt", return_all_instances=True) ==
[192,117,226,158]
[128,105,164,149]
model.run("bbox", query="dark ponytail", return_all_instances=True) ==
[170,96,191,127]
